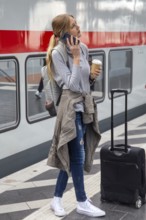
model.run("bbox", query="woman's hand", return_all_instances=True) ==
[90,66,102,79]
[66,36,80,65]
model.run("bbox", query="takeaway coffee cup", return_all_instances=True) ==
[91,59,102,78]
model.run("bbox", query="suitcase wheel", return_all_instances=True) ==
[135,196,142,209]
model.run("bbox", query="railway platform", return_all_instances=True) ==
[0,113,146,220]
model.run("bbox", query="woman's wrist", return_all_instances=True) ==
[73,57,80,65]
[89,75,96,85]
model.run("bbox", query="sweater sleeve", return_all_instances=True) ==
[52,49,82,92]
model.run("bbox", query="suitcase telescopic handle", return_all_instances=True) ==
[111,89,128,153]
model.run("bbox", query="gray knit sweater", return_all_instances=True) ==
[52,41,91,112]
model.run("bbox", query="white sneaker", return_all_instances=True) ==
[50,196,66,217]
[35,90,42,99]
[77,199,106,217]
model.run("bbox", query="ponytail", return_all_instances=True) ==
[46,14,72,79]
[46,34,57,80]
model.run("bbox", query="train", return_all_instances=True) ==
[0,0,146,178]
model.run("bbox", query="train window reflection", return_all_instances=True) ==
[108,49,132,96]
[89,51,105,102]
[0,58,19,131]
[26,56,49,122]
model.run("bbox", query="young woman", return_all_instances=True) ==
[47,14,106,218]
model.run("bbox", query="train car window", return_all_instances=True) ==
[0,58,19,132]
[89,51,105,102]
[108,49,132,97]
[26,56,49,123]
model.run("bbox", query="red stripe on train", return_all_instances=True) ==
[0,30,146,54]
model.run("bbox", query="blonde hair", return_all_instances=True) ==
[46,34,57,80]
[46,14,73,79]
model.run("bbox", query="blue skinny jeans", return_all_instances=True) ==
[54,112,87,202]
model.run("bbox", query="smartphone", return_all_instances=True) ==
[61,33,80,45]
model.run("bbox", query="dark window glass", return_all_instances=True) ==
[0,58,19,131]
[108,49,132,97]
[89,51,105,102]
[26,56,49,122]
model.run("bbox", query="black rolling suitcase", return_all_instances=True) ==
[100,89,146,208]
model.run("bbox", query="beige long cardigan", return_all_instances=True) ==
[47,90,101,175]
